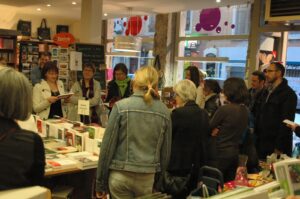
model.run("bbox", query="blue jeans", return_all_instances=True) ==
[108,170,155,199]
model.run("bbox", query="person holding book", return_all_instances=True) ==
[30,52,51,86]
[105,63,132,108]
[68,63,102,124]
[0,67,45,190]
[33,61,67,120]
[96,66,171,199]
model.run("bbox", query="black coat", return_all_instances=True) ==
[255,79,297,158]
[204,94,220,119]
[168,101,209,172]
[0,118,45,190]
[105,80,132,103]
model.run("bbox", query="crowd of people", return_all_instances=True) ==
[0,54,299,199]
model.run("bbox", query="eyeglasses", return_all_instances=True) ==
[265,69,278,73]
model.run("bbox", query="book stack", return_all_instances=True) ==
[66,151,99,170]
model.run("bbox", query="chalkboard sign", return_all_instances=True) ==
[75,43,106,89]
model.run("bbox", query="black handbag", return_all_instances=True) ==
[17,20,31,36]
[158,171,191,195]
[38,18,51,40]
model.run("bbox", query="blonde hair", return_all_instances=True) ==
[133,66,158,104]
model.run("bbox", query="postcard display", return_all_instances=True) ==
[18,41,56,81]
[34,116,105,172]
[51,47,74,90]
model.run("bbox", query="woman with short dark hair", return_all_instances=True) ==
[209,77,249,182]
[105,63,132,107]
[68,63,102,124]
[33,61,67,119]
[0,68,45,190]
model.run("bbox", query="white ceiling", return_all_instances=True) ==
[0,0,253,20]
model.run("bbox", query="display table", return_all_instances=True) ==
[0,186,51,199]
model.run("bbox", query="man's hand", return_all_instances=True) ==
[211,128,220,137]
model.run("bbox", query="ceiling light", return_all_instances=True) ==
[216,0,221,3]
[104,13,108,17]
[37,8,41,11]
[72,2,77,5]
[46,4,51,7]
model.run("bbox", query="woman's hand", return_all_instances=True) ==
[64,96,71,103]
[287,123,299,132]
[96,192,108,199]
[211,128,219,137]
[47,96,59,103]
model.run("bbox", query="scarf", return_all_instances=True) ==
[115,77,130,97]
[80,79,99,124]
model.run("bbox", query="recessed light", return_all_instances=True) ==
[216,0,221,3]
[104,13,108,17]
[37,8,41,11]
[46,4,51,7]
[72,1,77,5]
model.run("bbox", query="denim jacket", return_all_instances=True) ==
[96,91,172,192]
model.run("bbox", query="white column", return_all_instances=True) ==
[80,0,103,44]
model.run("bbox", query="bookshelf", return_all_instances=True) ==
[0,29,18,68]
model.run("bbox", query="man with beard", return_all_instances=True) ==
[255,62,297,159]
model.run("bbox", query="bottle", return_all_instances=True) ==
[234,154,249,186]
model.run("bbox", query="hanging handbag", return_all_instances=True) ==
[17,20,31,36]
[157,171,191,195]
[38,18,51,40]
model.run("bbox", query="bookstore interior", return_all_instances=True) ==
[1,0,300,198]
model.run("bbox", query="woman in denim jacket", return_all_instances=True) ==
[96,66,172,199]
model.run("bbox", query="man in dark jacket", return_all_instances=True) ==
[255,62,297,159]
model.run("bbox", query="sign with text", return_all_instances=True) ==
[78,100,90,116]
[74,43,106,89]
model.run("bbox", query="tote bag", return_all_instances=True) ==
[38,18,51,40]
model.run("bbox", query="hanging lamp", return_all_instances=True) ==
[113,7,142,52]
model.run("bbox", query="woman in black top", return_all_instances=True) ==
[0,68,45,190]
[203,79,221,119]
[167,79,209,198]
[209,77,249,182]
[105,63,132,108]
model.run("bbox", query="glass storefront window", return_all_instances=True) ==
[180,4,251,37]
[286,31,300,110]
[106,15,156,78]
[178,39,248,80]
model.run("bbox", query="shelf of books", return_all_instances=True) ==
[0,29,18,67]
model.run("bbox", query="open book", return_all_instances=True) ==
[57,92,74,99]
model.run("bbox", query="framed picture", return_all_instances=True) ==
[52,48,59,57]
[59,55,69,63]
[59,48,68,55]
[56,25,69,33]
[59,63,68,70]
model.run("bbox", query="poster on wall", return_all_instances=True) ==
[259,36,275,71]
[70,51,82,71]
